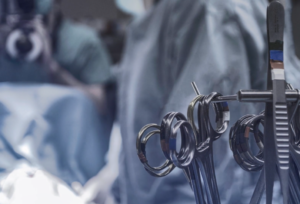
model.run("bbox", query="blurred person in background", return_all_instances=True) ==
[0,0,115,200]
[0,0,111,113]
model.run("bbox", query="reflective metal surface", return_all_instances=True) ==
[135,2,300,204]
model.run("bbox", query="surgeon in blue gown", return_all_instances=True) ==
[0,0,113,186]
[112,0,298,204]
[0,0,111,113]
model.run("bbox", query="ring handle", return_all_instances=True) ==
[136,124,175,177]
[160,112,196,168]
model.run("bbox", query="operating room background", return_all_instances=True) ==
[60,0,299,74]
[0,0,129,203]
[72,1,300,204]
[63,0,300,202]
[0,0,299,203]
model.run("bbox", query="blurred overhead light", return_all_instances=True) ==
[115,0,145,16]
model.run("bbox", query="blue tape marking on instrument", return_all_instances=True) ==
[221,102,229,108]
[270,50,283,62]
[169,138,177,151]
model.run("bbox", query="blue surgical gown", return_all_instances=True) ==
[0,0,111,84]
[114,0,299,203]
[0,19,111,84]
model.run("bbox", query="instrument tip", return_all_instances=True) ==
[191,82,200,96]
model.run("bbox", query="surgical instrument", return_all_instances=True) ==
[136,1,300,203]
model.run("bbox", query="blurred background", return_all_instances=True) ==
[0,0,297,204]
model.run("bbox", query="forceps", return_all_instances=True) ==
[137,113,204,204]
[229,113,264,172]
[229,105,300,204]
[264,2,290,203]
[187,83,230,204]
[228,2,299,203]
[229,85,300,204]
[161,112,204,204]
[137,124,175,177]
[136,85,231,204]
[136,3,300,203]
